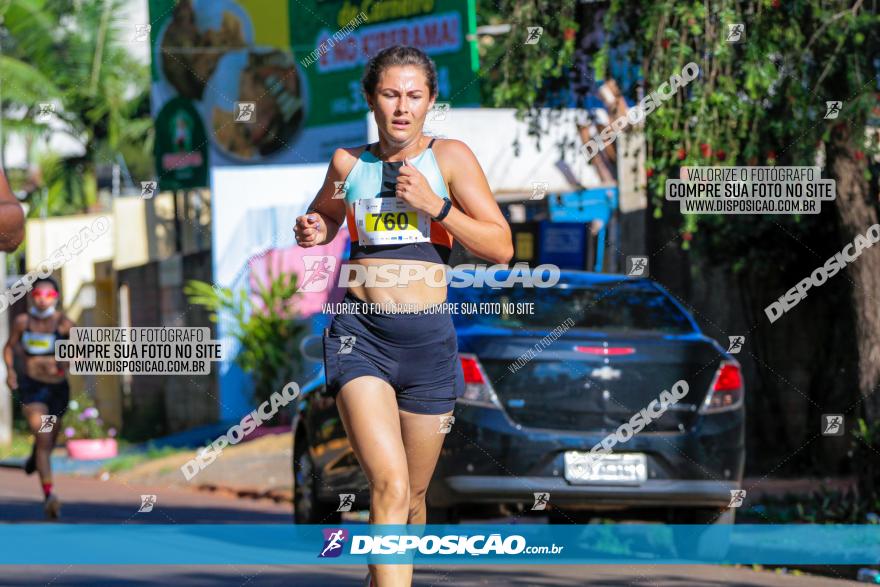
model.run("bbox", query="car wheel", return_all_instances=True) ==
[293,436,341,524]
[669,507,735,561]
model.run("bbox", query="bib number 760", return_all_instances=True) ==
[367,211,417,232]
[354,198,430,245]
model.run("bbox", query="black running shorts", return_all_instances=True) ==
[323,292,465,415]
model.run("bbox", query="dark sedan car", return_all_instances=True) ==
[292,269,745,530]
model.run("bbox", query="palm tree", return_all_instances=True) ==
[0,0,153,215]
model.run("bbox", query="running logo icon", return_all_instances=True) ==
[530,181,549,201]
[132,24,151,42]
[138,494,157,513]
[428,102,450,122]
[338,336,356,355]
[532,492,550,511]
[319,528,348,558]
[234,102,256,123]
[821,414,844,436]
[332,181,348,199]
[298,256,337,293]
[38,415,57,433]
[726,24,745,43]
[36,103,55,123]
[525,27,543,44]
[824,101,842,119]
[728,489,746,508]
[438,415,455,434]
[337,494,355,512]
[627,256,649,277]
[141,181,157,199]
[727,336,745,354]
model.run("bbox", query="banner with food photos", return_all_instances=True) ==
[147,0,480,189]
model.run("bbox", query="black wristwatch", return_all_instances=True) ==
[432,198,453,222]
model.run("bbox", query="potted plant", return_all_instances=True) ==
[62,397,118,460]
[185,258,306,421]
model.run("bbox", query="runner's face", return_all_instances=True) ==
[370,65,435,144]
[31,284,58,311]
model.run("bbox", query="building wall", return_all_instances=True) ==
[117,250,216,440]
[615,131,648,272]
[24,213,114,322]
[114,190,211,270]
[21,189,215,439]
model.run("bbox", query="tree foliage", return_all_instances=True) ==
[489,0,880,272]
[0,0,153,214]
[604,0,879,266]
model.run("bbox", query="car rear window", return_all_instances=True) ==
[448,280,694,334]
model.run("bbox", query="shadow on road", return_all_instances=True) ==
[0,565,785,587]
[0,495,291,524]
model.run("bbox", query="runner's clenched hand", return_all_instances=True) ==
[396,157,444,217]
[294,213,325,248]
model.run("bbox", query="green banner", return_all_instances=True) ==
[291,0,479,125]
[148,0,479,186]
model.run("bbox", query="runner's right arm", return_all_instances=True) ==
[294,148,358,248]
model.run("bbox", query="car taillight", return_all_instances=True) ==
[458,354,501,409]
[461,355,485,384]
[714,363,742,391]
[701,361,744,413]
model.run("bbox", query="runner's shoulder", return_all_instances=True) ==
[430,138,480,181]
[431,138,477,164]
[330,145,368,179]
[12,313,27,329]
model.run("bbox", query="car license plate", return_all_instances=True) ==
[563,452,647,485]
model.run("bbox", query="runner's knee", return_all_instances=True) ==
[371,476,410,507]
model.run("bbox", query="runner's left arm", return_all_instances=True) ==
[58,314,76,338]
[433,140,513,264]
[56,315,75,372]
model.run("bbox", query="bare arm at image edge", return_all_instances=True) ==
[4,315,25,390]
[0,171,25,252]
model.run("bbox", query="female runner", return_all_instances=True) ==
[294,45,513,587]
[4,277,74,519]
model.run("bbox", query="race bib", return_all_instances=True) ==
[354,198,430,246]
[22,331,56,356]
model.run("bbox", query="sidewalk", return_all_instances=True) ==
[0,425,294,501]
[114,431,295,502]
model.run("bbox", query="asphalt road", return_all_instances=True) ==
[0,469,863,586]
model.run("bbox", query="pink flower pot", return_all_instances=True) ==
[66,438,118,460]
